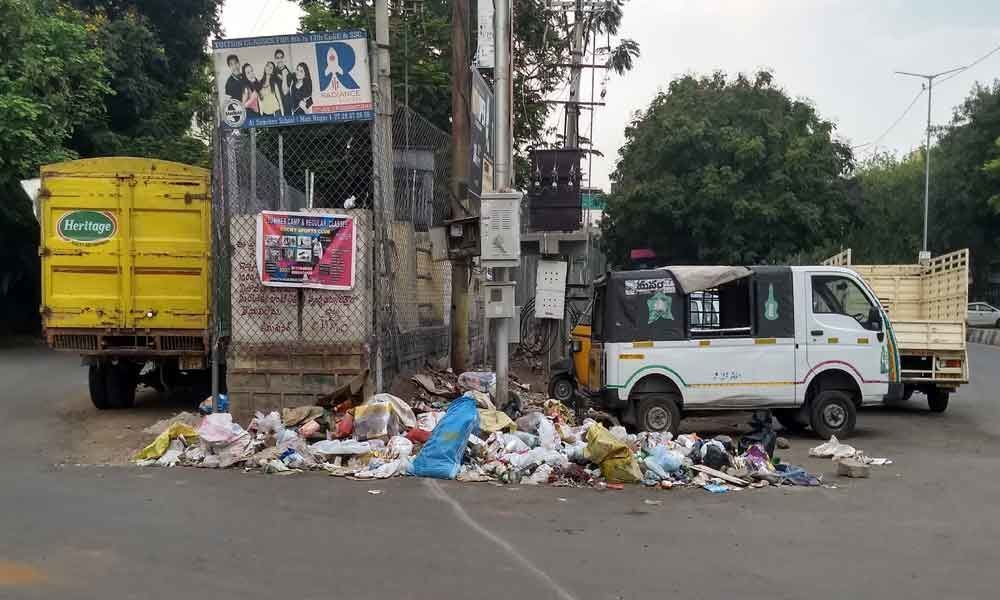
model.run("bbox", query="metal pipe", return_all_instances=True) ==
[250,128,257,211]
[923,79,932,253]
[278,133,285,210]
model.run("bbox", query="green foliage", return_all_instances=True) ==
[297,1,640,184]
[67,0,223,165]
[926,81,1000,292]
[0,179,40,333]
[843,151,925,263]
[601,71,854,267]
[0,0,110,180]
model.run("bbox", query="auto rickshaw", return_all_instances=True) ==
[547,324,591,403]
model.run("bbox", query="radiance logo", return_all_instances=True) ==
[56,210,117,244]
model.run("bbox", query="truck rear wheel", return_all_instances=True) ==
[88,363,111,410]
[927,388,950,413]
[809,390,856,439]
[636,394,681,435]
[106,361,138,409]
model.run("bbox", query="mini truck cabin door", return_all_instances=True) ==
[802,268,896,408]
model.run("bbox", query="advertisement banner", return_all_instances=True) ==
[256,211,356,291]
[213,30,373,129]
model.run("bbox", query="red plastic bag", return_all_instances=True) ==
[335,413,354,439]
[405,427,431,444]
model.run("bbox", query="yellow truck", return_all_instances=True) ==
[39,158,213,409]
[824,249,969,412]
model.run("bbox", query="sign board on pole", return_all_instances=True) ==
[470,68,495,200]
[581,190,607,210]
[476,0,495,68]
[213,30,373,129]
[256,211,357,291]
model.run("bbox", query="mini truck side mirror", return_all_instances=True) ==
[869,306,883,331]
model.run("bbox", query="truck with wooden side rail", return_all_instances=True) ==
[823,249,969,412]
[39,158,214,409]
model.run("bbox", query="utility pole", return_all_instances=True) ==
[896,66,965,253]
[493,0,512,407]
[451,0,473,371]
[374,0,394,391]
[565,0,585,148]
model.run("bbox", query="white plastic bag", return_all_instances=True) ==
[310,439,373,456]
[525,463,553,485]
[537,417,561,450]
[506,447,569,471]
[367,393,417,429]
[417,411,445,432]
[609,425,628,441]
[253,411,285,437]
[809,436,857,459]
[387,436,414,459]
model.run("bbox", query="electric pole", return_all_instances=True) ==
[565,0,585,149]
[451,0,472,371]
[896,66,966,253]
[493,0,512,407]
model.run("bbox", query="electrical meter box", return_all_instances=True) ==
[535,260,568,319]
[484,282,516,319]
[480,192,522,267]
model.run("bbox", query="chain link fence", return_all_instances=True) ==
[213,100,459,391]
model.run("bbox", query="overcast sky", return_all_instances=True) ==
[222,0,1000,190]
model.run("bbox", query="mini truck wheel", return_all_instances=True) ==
[927,388,950,413]
[548,375,575,404]
[636,393,681,435]
[809,390,857,439]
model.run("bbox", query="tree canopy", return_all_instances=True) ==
[601,71,855,266]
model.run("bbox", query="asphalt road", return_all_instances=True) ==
[2,340,1000,599]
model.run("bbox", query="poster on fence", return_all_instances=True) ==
[256,211,356,291]
[213,30,373,129]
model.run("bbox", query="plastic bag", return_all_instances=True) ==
[417,411,444,432]
[135,423,199,461]
[335,413,354,438]
[310,439,373,456]
[387,436,414,459]
[298,419,321,438]
[537,417,561,450]
[198,413,243,444]
[516,412,543,434]
[506,447,569,471]
[478,409,516,433]
[512,431,540,448]
[156,439,185,467]
[525,463,553,485]
[700,440,732,470]
[468,390,496,411]
[353,402,396,441]
[410,394,480,480]
[253,411,285,438]
[643,456,669,481]
[366,393,417,429]
[405,427,431,444]
[216,432,254,468]
[649,445,684,473]
[601,454,643,484]
[609,425,628,442]
[809,435,857,460]
[738,410,777,456]
[585,424,627,464]
[458,371,496,395]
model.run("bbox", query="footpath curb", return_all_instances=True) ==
[968,328,1000,346]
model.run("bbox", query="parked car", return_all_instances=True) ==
[967,302,1000,328]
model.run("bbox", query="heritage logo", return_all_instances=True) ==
[57,210,117,243]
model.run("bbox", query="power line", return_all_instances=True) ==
[249,0,276,35]
[852,87,925,150]
[938,41,1000,84]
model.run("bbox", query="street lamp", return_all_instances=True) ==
[895,66,966,254]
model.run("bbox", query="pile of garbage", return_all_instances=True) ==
[133,370,831,493]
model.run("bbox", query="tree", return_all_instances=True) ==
[0,0,108,333]
[926,81,1000,293]
[601,71,854,267]
[67,0,224,166]
[0,0,110,180]
[843,151,925,264]
[296,1,640,181]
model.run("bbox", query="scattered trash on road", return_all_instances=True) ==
[128,370,876,498]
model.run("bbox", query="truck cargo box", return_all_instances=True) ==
[39,158,211,356]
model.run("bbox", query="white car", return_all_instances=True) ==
[967,302,1000,328]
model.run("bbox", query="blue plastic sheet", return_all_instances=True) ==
[411,394,480,480]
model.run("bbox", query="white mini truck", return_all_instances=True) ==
[583,266,902,438]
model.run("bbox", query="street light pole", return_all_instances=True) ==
[896,66,966,253]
